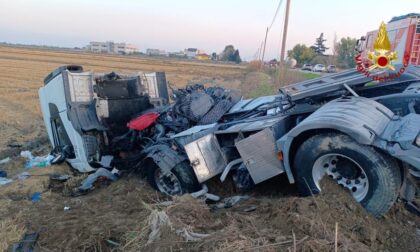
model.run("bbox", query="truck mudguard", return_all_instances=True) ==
[277,96,395,183]
[143,144,187,172]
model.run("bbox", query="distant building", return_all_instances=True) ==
[169,51,186,58]
[184,48,198,58]
[146,48,167,56]
[86,41,138,54]
[196,53,210,61]
[116,43,138,54]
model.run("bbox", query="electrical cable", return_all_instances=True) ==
[268,0,284,32]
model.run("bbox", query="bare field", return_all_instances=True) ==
[0,46,246,154]
[0,46,419,251]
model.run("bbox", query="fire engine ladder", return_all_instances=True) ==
[410,20,420,65]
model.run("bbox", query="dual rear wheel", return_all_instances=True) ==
[294,133,401,217]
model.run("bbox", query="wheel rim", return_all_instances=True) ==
[154,169,183,195]
[312,153,369,202]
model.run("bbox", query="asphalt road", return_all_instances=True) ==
[292,68,334,76]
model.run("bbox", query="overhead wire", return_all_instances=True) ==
[254,0,284,61]
[268,0,284,32]
[260,0,285,62]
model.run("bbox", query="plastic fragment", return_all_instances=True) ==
[21,150,54,168]
[31,192,42,202]
[0,157,10,164]
[176,228,209,241]
[0,170,7,177]
[17,172,31,180]
[0,177,12,185]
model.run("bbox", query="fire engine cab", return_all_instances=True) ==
[358,13,420,66]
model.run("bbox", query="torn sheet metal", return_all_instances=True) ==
[216,117,282,134]
[227,95,277,114]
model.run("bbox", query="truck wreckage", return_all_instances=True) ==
[39,65,420,216]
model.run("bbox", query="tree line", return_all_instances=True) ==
[287,33,357,69]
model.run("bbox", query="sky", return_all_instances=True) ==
[0,0,419,60]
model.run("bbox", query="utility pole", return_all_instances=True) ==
[256,42,261,61]
[261,27,269,68]
[280,0,291,64]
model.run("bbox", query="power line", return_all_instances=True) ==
[255,0,284,63]
[261,0,284,63]
[268,0,284,32]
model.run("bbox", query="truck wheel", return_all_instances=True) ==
[293,133,401,217]
[147,161,199,196]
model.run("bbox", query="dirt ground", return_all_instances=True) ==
[1,161,418,251]
[0,46,419,251]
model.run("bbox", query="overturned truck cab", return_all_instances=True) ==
[39,65,168,172]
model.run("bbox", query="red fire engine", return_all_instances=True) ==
[358,13,420,66]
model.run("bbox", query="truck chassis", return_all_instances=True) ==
[39,64,420,216]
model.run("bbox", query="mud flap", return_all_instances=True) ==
[400,170,420,216]
[143,144,186,173]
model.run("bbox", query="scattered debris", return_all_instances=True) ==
[214,195,250,209]
[242,205,257,212]
[147,210,172,244]
[30,192,42,202]
[0,169,9,186]
[15,172,68,181]
[20,150,54,168]
[0,170,7,177]
[49,174,70,182]
[77,168,120,194]
[7,144,23,148]
[16,172,31,181]
[105,239,120,247]
[12,233,39,252]
[0,157,11,165]
[176,228,209,241]
[0,177,12,186]
[190,184,221,201]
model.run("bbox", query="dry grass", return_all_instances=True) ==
[0,45,247,155]
[246,60,263,71]
[0,214,26,251]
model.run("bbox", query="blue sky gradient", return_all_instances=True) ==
[0,0,418,60]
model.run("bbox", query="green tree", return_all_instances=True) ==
[220,45,241,63]
[232,49,241,63]
[287,44,316,66]
[336,37,357,68]
[310,55,329,65]
[311,33,329,55]
[211,52,217,61]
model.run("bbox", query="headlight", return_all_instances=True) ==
[416,135,420,147]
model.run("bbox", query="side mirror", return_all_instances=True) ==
[355,37,366,53]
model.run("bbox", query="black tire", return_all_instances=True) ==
[147,161,199,195]
[293,132,401,217]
